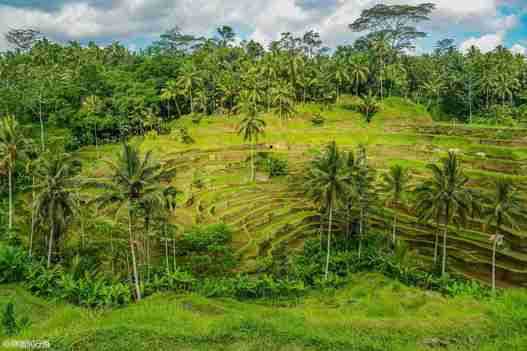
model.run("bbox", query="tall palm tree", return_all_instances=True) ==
[33,153,82,267]
[160,79,181,119]
[237,107,266,182]
[176,62,202,114]
[305,141,348,279]
[91,144,176,300]
[332,59,350,104]
[485,178,524,291]
[349,59,369,97]
[380,165,410,244]
[415,152,473,276]
[272,82,296,125]
[0,115,27,229]
[353,162,376,258]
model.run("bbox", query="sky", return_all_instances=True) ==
[0,0,526,54]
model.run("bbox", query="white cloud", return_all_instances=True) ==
[460,32,505,53]
[0,0,522,52]
[511,43,527,55]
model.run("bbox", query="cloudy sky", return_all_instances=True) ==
[0,0,526,54]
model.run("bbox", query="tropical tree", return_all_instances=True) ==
[359,91,380,123]
[91,144,176,300]
[305,141,348,279]
[353,161,376,258]
[485,178,525,291]
[0,115,28,229]
[380,164,410,244]
[33,153,82,267]
[272,82,296,125]
[160,79,181,119]
[415,152,473,276]
[237,107,266,182]
[176,62,202,114]
[349,58,369,96]
[332,59,350,103]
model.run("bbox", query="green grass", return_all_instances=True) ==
[2,273,526,351]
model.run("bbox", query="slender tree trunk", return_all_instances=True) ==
[433,219,440,264]
[324,201,333,280]
[29,176,35,258]
[8,165,13,229]
[392,214,397,244]
[358,207,364,259]
[39,94,45,151]
[442,222,448,276]
[492,225,499,292]
[128,205,142,301]
[47,225,54,268]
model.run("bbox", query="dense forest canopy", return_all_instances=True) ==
[0,2,525,152]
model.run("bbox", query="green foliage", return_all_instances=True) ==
[0,245,27,283]
[256,153,289,177]
[1,302,30,336]
[176,224,237,276]
[310,111,325,126]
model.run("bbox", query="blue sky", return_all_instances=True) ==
[0,0,525,54]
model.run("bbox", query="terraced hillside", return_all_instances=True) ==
[78,97,527,285]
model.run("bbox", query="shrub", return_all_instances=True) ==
[0,245,27,283]
[311,111,325,127]
[1,303,30,336]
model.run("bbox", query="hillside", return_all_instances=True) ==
[71,97,527,286]
[2,272,527,351]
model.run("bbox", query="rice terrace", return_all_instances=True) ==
[1,1,527,350]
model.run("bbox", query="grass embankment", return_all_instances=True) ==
[2,272,526,351]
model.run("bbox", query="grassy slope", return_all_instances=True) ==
[2,272,526,351]
[67,96,527,281]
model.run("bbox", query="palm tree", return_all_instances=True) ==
[33,153,81,267]
[91,144,176,300]
[353,162,376,258]
[305,141,348,279]
[332,59,350,104]
[176,62,202,114]
[272,82,296,125]
[349,59,369,97]
[160,79,181,119]
[380,165,410,244]
[359,91,380,123]
[237,107,266,182]
[415,152,473,276]
[0,115,27,229]
[485,178,524,291]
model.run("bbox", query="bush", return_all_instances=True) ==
[311,111,325,126]
[1,303,30,336]
[176,224,237,276]
[0,245,27,283]
[255,153,288,177]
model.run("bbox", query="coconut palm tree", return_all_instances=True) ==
[91,143,176,300]
[353,162,376,258]
[272,82,296,126]
[33,152,82,267]
[349,59,369,97]
[176,62,202,114]
[0,115,28,230]
[305,141,349,279]
[160,79,181,119]
[415,152,473,276]
[485,178,524,291]
[380,164,410,244]
[237,104,266,182]
[332,59,350,104]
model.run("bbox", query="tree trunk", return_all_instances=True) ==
[8,165,13,229]
[492,225,499,292]
[442,223,448,276]
[29,176,35,258]
[250,140,255,182]
[39,94,45,151]
[433,220,439,264]
[324,201,333,280]
[358,207,364,259]
[47,225,54,268]
[128,205,142,301]
[392,214,397,244]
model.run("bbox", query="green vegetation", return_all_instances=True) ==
[1,2,527,349]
